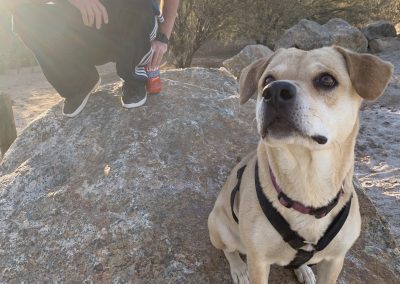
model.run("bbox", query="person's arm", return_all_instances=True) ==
[158,0,179,39]
[149,0,179,68]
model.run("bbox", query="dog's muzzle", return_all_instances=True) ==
[262,81,297,107]
[259,81,328,145]
[259,81,297,134]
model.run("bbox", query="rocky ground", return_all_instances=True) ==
[0,63,119,133]
[1,51,399,242]
[0,67,399,283]
[0,46,399,282]
[355,50,400,241]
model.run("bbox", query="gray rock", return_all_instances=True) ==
[222,45,273,78]
[276,18,368,52]
[161,67,239,94]
[363,21,397,41]
[0,68,399,283]
[275,19,332,50]
[369,37,400,53]
[362,50,400,111]
[323,18,368,53]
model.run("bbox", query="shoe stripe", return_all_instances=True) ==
[121,94,147,109]
[138,50,153,66]
[62,77,101,118]
[131,17,158,79]
[150,17,158,40]
[135,67,148,75]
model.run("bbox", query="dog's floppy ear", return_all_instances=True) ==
[334,46,393,101]
[239,57,270,105]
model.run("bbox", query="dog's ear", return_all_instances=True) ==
[239,57,270,105]
[334,46,393,101]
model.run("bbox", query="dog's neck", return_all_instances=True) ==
[258,123,359,208]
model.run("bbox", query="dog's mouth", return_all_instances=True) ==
[260,116,328,145]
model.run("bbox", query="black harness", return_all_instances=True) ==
[230,161,352,269]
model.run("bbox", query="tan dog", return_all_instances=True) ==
[208,46,393,284]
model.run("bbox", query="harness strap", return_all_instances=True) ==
[315,195,352,251]
[229,161,353,269]
[254,161,353,269]
[285,250,315,269]
[230,165,247,224]
[255,162,307,250]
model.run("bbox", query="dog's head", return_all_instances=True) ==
[239,46,393,149]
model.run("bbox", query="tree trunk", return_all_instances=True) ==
[0,93,17,156]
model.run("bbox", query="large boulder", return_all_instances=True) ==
[366,50,400,111]
[362,21,397,41]
[0,68,399,283]
[276,18,368,52]
[222,45,273,78]
[323,18,368,53]
[369,37,400,53]
[275,19,332,50]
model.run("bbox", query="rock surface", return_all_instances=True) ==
[0,68,399,283]
[324,18,368,53]
[275,19,332,50]
[276,18,368,52]
[362,20,397,41]
[357,50,400,241]
[369,37,400,53]
[222,45,273,78]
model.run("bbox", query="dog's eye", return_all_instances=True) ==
[263,76,275,87]
[314,73,338,90]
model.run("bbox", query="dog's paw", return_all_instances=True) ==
[294,265,316,284]
[230,263,250,284]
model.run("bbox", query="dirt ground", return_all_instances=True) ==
[0,63,120,132]
[0,51,399,243]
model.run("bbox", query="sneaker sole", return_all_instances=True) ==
[121,93,147,109]
[62,77,101,118]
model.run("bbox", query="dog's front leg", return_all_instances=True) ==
[224,250,250,284]
[316,257,345,284]
[247,254,270,284]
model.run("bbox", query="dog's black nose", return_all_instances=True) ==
[262,81,297,107]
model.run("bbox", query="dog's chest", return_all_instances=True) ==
[288,215,330,244]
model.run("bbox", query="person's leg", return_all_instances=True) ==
[13,2,112,117]
[105,0,156,108]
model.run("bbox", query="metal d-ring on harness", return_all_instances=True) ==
[230,161,353,269]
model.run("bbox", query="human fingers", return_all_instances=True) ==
[96,1,109,25]
[150,49,161,68]
[79,4,90,26]
[92,2,103,29]
[85,1,95,27]
[150,42,167,68]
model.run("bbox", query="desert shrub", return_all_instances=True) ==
[169,0,400,67]
[168,0,245,68]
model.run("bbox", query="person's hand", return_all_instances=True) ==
[68,0,108,29]
[149,40,168,69]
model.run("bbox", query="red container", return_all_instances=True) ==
[145,67,162,94]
